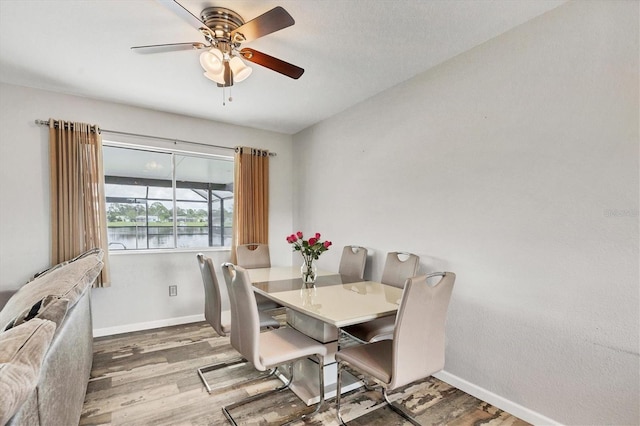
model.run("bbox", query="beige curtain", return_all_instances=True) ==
[49,119,110,286]
[231,146,269,263]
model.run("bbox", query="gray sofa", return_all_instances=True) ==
[0,250,103,426]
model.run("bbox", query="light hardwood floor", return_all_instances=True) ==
[81,320,530,426]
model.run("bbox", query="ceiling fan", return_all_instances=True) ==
[131,0,304,90]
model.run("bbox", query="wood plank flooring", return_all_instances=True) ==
[81,319,530,426]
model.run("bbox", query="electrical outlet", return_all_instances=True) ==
[169,285,177,297]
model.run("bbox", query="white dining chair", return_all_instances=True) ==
[335,272,456,425]
[235,243,282,311]
[221,263,327,425]
[236,243,271,269]
[341,251,419,342]
[338,245,368,280]
[379,251,420,288]
[195,253,279,394]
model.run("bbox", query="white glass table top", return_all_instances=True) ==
[247,266,403,328]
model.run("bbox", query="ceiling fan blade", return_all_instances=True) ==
[240,48,304,79]
[131,42,206,54]
[231,7,294,43]
[156,0,212,32]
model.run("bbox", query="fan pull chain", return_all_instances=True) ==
[221,85,233,106]
[221,63,233,106]
[227,63,233,103]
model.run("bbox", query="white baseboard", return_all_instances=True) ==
[93,314,205,338]
[434,370,561,426]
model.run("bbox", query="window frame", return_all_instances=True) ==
[103,140,234,253]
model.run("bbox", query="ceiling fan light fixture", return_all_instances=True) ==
[199,48,224,73]
[203,70,226,85]
[229,56,252,82]
[133,4,304,101]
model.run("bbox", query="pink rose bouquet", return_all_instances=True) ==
[286,231,332,284]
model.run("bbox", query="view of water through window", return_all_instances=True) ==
[107,225,232,250]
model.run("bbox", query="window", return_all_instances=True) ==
[103,144,234,251]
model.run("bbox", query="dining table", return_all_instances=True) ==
[247,266,404,405]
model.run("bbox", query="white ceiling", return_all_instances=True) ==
[0,0,565,135]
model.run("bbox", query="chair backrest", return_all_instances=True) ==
[380,252,420,288]
[221,263,264,370]
[236,243,271,269]
[390,272,456,390]
[338,245,368,280]
[196,253,228,336]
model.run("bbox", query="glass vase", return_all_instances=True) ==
[301,260,317,285]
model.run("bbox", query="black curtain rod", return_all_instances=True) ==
[34,119,277,157]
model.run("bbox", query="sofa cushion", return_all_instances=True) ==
[3,296,69,331]
[28,248,104,283]
[0,254,103,331]
[28,261,68,283]
[0,319,56,425]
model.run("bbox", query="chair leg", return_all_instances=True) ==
[197,356,247,393]
[308,354,325,417]
[279,354,326,426]
[198,357,281,395]
[383,388,422,426]
[335,364,421,425]
[223,357,325,425]
[339,329,368,347]
[222,368,291,426]
[336,361,347,425]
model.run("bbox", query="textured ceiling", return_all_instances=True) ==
[0,0,565,134]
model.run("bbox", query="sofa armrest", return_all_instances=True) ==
[7,289,93,426]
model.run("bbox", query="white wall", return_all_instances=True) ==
[292,1,638,425]
[0,83,294,333]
